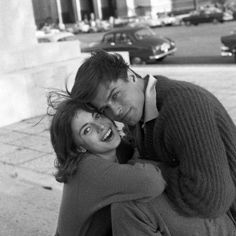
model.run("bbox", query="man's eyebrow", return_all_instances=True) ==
[99,87,116,111]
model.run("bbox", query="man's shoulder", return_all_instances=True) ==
[153,74,169,81]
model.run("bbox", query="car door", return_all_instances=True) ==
[113,32,135,53]
[198,11,208,23]
[101,33,116,51]
[203,11,212,23]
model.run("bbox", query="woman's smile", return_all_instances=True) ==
[101,128,114,142]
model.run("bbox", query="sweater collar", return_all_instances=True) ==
[142,74,159,127]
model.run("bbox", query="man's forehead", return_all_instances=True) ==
[92,83,111,105]
[96,81,115,96]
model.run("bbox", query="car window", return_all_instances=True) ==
[37,38,50,43]
[116,33,132,44]
[135,28,155,40]
[103,34,114,43]
[58,36,75,42]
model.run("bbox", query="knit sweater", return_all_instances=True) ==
[56,151,165,236]
[138,75,236,218]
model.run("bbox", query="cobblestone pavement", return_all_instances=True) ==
[0,65,235,235]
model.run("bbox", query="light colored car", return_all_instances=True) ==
[36,31,79,43]
[158,13,178,26]
[223,11,234,21]
[138,16,162,28]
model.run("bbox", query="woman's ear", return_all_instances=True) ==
[78,146,87,153]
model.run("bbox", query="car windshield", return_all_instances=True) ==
[134,28,155,40]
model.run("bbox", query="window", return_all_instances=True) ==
[37,38,50,43]
[135,28,155,40]
[116,33,132,44]
[103,34,114,43]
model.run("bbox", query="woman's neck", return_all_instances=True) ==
[95,149,117,162]
[96,149,117,162]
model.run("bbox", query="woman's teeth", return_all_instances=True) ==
[102,128,113,141]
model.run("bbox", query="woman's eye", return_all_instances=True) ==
[83,127,91,135]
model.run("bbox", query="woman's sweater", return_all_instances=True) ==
[142,75,236,218]
[56,153,165,236]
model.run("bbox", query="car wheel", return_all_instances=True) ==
[234,53,236,63]
[131,57,145,65]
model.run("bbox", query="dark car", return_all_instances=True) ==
[82,26,176,64]
[221,31,236,63]
[182,9,224,25]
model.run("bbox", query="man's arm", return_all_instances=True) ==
[159,88,235,218]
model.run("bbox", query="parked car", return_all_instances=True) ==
[36,31,79,43]
[221,31,236,63]
[113,16,139,28]
[138,16,163,28]
[72,21,90,33]
[182,9,224,25]
[223,10,234,21]
[82,26,176,64]
[158,13,179,26]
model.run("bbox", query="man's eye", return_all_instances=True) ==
[94,112,101,119]
[112,91,119,100]
[99,108,106,115]
[83,127,91,135]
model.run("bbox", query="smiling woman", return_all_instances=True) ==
[48,89,166,236]
[71,109,121,161]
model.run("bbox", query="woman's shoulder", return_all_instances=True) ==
[78,153,115,171]
[79,153,101,165]
[69,154,111,184]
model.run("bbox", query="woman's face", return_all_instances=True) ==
[71,110,121,156]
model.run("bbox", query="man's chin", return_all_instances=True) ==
[126,118,139,126]
[123,110,140,126]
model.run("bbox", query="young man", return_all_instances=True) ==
[71,50,236,235]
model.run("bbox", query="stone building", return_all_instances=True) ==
[0,0,84,127]
[32,0,211,27]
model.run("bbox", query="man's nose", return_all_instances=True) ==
[108,103,123,119]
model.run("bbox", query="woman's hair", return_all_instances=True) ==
[48,89,95,183]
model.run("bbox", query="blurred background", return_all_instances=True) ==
[1,0,236,127]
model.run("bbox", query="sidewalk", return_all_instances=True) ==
[0,65,236,236]
[0,115,61,236]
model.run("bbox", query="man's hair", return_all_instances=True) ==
[71,50,130,103]
[48,89,94,183]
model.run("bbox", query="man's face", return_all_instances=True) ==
[91,74,145,126]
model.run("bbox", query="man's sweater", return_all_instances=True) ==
[141,75,236,218]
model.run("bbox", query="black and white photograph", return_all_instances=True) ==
[0,0,236,235]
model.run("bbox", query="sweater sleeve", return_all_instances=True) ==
[160,88,235,218]
[78,155,166,207]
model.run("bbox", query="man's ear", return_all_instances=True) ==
[127,70,136,82]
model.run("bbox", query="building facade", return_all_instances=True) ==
[32,0,211,27]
